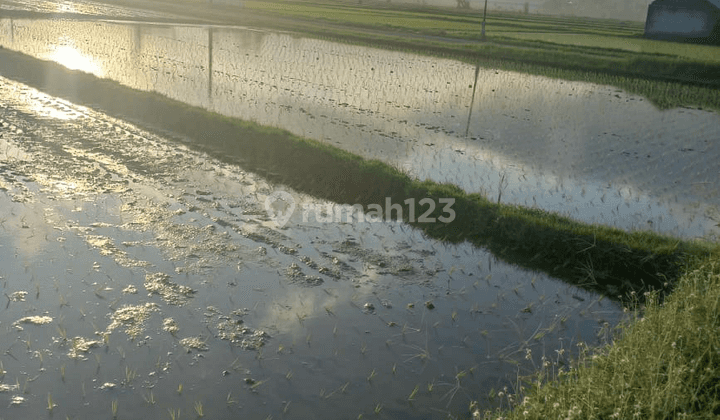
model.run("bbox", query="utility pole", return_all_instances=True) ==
[481,0,488,40]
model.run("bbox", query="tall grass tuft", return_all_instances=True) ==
[478,256,720,419]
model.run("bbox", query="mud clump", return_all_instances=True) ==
[0,384,19,392]
[144,272,195,305]
[286,262,324,286]
[105,303,159,338]
[162,317,179,334]
[86,235,150,267]
[8,291,28,302]
[234,328,268,350]
[68,337,103,360]
[13,315,53,329]
[211,310,270,350]
[180,336,209,352]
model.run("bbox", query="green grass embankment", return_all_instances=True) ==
[477,255,720,419]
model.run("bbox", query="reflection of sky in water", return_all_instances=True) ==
[0,18,718,239]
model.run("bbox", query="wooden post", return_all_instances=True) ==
[482,0,488,40]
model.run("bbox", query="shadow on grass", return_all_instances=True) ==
[1,48,715,302]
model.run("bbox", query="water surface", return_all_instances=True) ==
[1,17,718,239]
[0,76,621,419]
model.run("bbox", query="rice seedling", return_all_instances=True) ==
[374,403,383,415]
[249,378,267,391]
[124,366,137,385]
[111,399,118,419]
[193,401,204,417]
[402,342,431,364]
[47,392,56,412]
[408,384,420,401]
[167,408,180,420]
[439,368,471,408]
[56,325,68,342]
[226,392,237,405]
[176,383,183,395]
[142,390,156,405]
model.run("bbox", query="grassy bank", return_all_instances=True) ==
[477,255,720,419]
[52,0,720,111]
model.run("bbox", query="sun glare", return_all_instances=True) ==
[50,43,104,76]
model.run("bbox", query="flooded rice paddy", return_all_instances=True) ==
[0,79,620,418]
[1,17,718,239]
[0,9,717,420]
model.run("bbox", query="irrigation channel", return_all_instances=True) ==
[0,11,718,420]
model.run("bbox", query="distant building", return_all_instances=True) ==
[644,0,720,44]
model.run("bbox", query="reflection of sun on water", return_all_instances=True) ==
[56,2,77,13]
[50,43,104,77]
